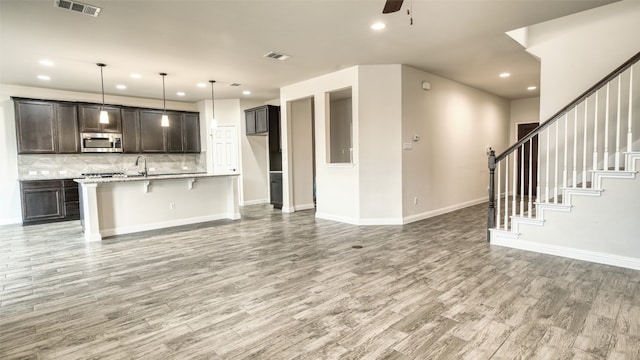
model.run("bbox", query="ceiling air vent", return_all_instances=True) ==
[229,83,242,87]
[54,0,102,17]
[264,52,290,61]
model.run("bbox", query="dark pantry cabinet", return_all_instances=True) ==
[269,172,283,209]
[20,179,79,225]
[14,98,80,154]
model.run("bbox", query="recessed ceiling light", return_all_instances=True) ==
[37,75,51,81]
[116,84,126,90]
[39,59,54,67]
[371,22,386,30]
[242,90,251,95]
[130,73,142,79]
[527,86,537,91]
[196,83,206,88]
[499,72,511,78]
[176,91,186,96]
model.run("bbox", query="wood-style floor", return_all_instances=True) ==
[1,204,639,359]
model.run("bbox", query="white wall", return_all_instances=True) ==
[401,66,511,221]
[0,84,198,225]
[358,65,403,223]
[281,67,360,221]
[525,1,640,120]
[281,64,511,225]
[0,87,21,224]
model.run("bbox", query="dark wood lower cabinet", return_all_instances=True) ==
[269,172,283,209]
[20,179,80,225]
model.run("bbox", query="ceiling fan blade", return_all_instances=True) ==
[382,0,404,14]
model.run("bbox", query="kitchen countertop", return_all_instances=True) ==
[74,172,238,184]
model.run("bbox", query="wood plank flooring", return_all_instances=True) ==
[1,204,639,359]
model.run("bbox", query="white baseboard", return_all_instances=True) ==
[315,212,403,225]
[491,237,640,271]
[294,203,316,211]
[0,217,22,226]
[100,213,234,238]
[315,212,360,225]
[240,199,268,206]
[403,196,487,224]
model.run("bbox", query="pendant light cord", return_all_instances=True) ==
[97,63,106,109]
[162,74,167,113]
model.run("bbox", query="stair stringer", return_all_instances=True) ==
[490,152,640,270]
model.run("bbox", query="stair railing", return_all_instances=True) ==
[487,50,640,241]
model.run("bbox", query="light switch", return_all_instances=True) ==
[403,143,413,150]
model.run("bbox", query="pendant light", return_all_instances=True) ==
[160,72,169,127]
[97,63,109,124]
[209,80,217,129]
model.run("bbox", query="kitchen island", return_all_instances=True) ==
[75,173,240,241]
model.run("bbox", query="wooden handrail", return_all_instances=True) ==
[495,50,640,162]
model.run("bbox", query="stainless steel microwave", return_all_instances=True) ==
[80,132,123,153]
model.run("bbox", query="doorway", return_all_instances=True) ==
[210,125,238,174]
[288,97,316,210]
[517,123,538,196]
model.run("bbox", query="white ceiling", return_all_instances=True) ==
[0,0,616,104]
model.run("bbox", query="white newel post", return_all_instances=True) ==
[628,67,634,153]
[615,75,622,170]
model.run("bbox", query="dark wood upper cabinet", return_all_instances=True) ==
[166,112,185,152]
[139,110,167,153]
[55,103,80,153]
[125,109,199,154]
[14,98,80,154]
[255,107,268,133]
[245,105,278,135]
[78,104,122,133]
[182,113,200,153]
[13,98,199,154]
[121,108,141,153]
[245,110,257,134]
[14,99,57,153]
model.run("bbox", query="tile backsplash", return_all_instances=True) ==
[18,153,207,180]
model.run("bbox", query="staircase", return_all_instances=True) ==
[487,51,640,270]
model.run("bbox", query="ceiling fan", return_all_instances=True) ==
[382,0,413,25]
[382,0,403,14]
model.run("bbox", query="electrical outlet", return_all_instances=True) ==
[169,202,176,210]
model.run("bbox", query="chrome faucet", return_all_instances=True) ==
[134,155,147,177]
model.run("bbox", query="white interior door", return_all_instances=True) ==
[211,126,239,174]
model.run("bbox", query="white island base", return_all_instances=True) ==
[76,174,240,241]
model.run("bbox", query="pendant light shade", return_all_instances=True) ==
[160,72,169,127]
[97,63,109,124]
[209,80,217,129]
